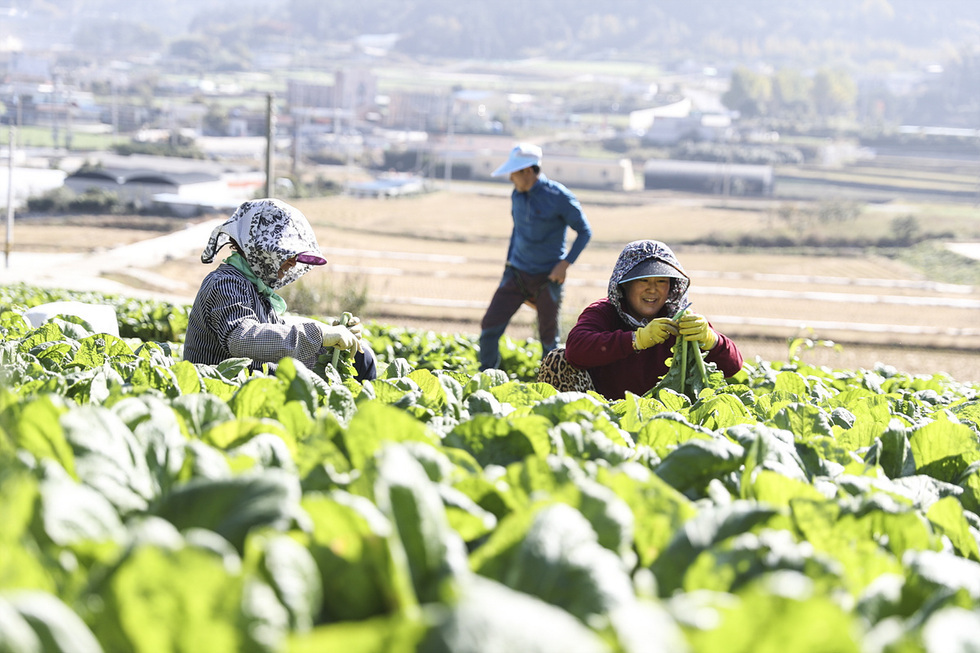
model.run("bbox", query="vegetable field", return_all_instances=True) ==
[2,284,980,653]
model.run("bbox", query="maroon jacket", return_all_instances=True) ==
[565,298,743,401]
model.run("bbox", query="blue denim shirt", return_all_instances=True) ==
[506,174,592,275]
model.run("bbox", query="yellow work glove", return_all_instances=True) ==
[335,314,363,339]
[678,313,719,350]
[320,324,360,354]
[634,317,679,350]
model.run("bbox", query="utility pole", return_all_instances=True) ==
[444,95,455,186]
[65,86,73,152]
[5,97,16,269]
[110,78,118,136]
[265,93,276,198]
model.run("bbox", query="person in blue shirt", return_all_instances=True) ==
[479,143,592,370]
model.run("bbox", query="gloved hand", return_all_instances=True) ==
[634,317,678,350]
[335,314,362,339]
[678,313,719,350]
[320,324,361,354]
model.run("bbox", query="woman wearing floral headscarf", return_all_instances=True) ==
[183,198,377,379]
[560,239,742,400]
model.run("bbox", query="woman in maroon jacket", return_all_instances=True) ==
[563,239,743,400]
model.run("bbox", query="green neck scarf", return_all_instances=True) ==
[224,252,287,315]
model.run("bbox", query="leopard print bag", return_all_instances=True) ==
[536,345,595,393]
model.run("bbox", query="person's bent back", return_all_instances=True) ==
[183,198,377,380]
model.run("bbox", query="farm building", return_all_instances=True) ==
[641,113,733,146]
[345,174,428,198]
[629,99,733,145]
[63,165,260,216]
[643,159,774,196]
[629,98,694,132]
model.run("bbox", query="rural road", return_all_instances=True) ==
[0,217,225,301]
[945,242,980,262]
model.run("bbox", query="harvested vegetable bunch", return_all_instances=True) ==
[645,306,724,402]
[314,311,358,381]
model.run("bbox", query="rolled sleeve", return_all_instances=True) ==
[228,318,324,370]
[561,195,591,265]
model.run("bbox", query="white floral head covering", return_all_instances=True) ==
[607,240,691,326]
[201,198,325,289]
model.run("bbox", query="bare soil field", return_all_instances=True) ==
[7,190,980,383]
[9,214,189,251]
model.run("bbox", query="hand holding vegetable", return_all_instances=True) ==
[320,324,360,354]
[634,317,679,350]
[678,313,718,350]
[336,314,362,338]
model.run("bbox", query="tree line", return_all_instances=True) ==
[722,67,858,119]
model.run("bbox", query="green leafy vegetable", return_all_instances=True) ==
[646,307,726,403]
[2,284,980,653]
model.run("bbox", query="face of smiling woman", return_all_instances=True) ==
[623,277,672,321]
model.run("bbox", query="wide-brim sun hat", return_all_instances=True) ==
[620,258,687,284]
[492,143,543,177]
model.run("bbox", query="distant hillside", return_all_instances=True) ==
[34,0,980,66]
[292,0,980,65]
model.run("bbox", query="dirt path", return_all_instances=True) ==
[1,216,224,301]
